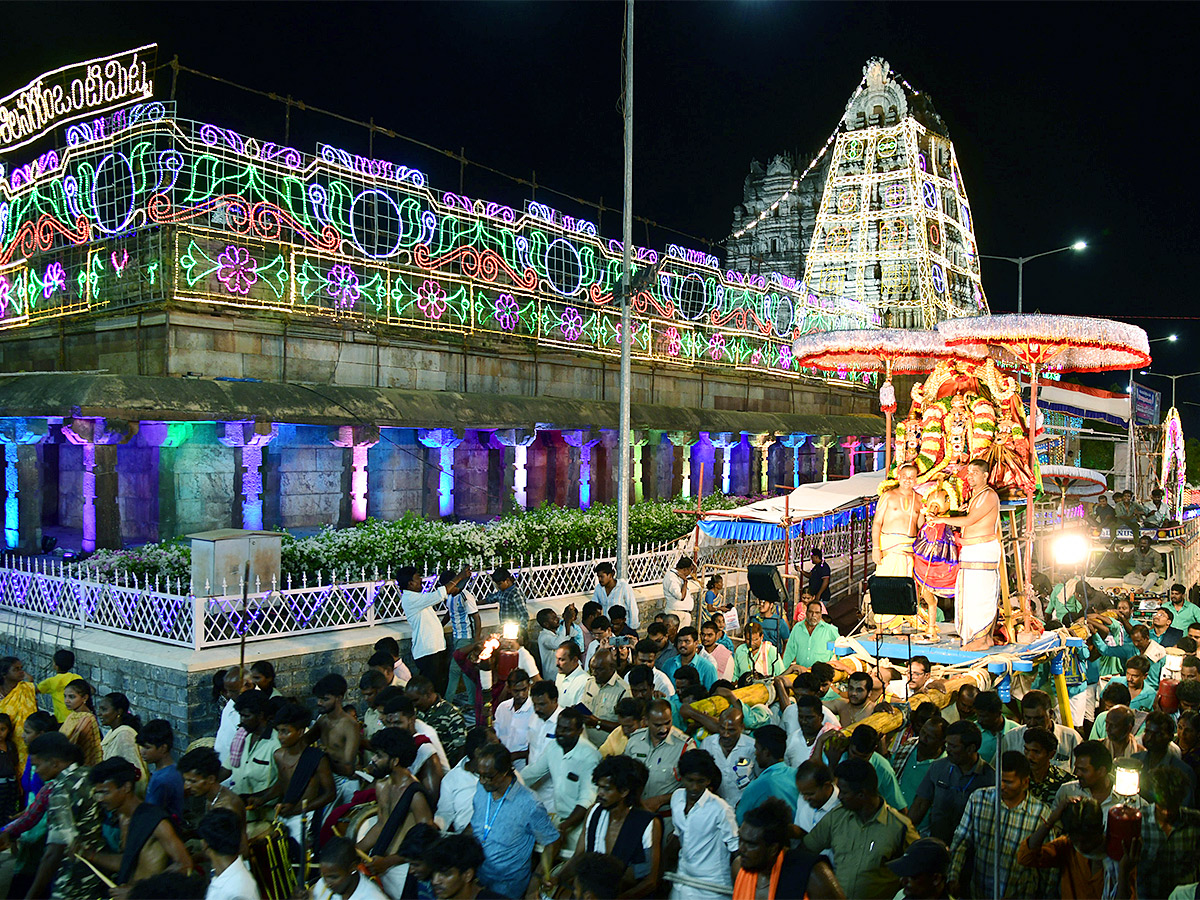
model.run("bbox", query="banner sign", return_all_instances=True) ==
[1133,383,1161,427]
[0,45,156,154]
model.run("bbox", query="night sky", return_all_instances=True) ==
[5,3,1198,422]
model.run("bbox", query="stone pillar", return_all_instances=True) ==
[814,435,836,483]
[331,424,381,524]
[779,433,809,489]
[219,421,278,531]
[862,437,885,472]
[0,419,48,553]
[417,428,464,518]
[667,432,698,498]
[63,417,136,551]
[138,421,194,542]
[750,432,776,495]
[494,428,538,511]
[631,431,651,503]
[840,435,862,477]
[562,430,601,510]
[709,432,739,495]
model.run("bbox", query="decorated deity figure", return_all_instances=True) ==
[985,411,1036,499]
[896,415,922,466]
[947,394,971,465]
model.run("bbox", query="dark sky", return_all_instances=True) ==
[6,2,1199,422]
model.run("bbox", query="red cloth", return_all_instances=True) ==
[319,786,377,846]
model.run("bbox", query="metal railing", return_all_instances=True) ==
[0,501,875,649]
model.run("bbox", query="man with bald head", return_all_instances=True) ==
[579,648,630,747]
[701,702,757,808]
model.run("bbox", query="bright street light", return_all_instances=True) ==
[980,241,1089,314]
[1137,368,1200,410]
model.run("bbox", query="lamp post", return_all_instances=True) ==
[980,241,1087,314]
[1137,368,1200,413]
[1126,335,1179,490]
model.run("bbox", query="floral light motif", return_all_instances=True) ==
[560,307,583,342]
[326,264,360,308]
[616,321,641,345]
[665,326,681,357]
[43,262,66,299]
[778,345,793,370]
[416,279,447,320]
[0,276,9,318]
[751,348,762,366]
[216,246,258,295]
[493,293,519,331]
[708,332,726,361]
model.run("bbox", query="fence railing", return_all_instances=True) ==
[0,501,875,649]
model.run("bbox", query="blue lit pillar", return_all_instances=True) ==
[0,419,47,552]
[779,433,809,489]
[710,432,739,495]
[63,417,134,551]
[418,428,464,518]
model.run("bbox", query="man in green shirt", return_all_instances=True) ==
[802,757,919,899]
[782,599,840,671]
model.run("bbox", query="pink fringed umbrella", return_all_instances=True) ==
[937,314,1150,632]
[792,329,986,472]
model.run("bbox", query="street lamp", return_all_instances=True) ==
[980,241,1088,314]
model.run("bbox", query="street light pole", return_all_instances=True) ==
[1137,367,1200,412]
[981,241,1086,314]
[616,0,634,581]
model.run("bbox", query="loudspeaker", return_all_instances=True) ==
[747,564,786,607]
[867,574,919,616]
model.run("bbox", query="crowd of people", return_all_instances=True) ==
[2,555,1200,900]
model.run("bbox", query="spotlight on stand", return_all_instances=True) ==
[1107,757,1143,861]
[1053,533,1090,567]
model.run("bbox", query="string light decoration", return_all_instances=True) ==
[801,59,989,328]
[0,108,881,387]
[1161,407,1186,521]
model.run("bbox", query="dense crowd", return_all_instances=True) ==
[1,553,1199,900]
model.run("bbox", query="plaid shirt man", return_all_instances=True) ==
[490,583,529,633]
[948,786,1054,899]
[1139,806,1200,898]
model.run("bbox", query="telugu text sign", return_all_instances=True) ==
[0,45,156,155]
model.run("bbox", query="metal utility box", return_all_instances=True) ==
[188,529,282,597]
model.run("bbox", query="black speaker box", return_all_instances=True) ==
[867,574,919,616]
[747,564,786,607]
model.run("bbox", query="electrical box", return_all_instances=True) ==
[188,529,282,597]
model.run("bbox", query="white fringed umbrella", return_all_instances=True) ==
[792,329,986,472]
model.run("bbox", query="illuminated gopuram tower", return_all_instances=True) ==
[803,58,989,328]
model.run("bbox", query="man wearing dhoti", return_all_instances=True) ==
[871,463,925,633]
[930,459,1000,651]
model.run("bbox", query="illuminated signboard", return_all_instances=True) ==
[0,45,156,155]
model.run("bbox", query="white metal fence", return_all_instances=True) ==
[0,501,876,649]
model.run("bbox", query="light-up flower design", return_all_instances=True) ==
[708,332,726,361]
[751,348,763,366]
[0,276,10,318]
[560,307,583,342]
[416,279,447,320]
[665,326,681,357]
[43,262,66,299]
[216,246,258,295]
[493,293,519,331]
[326,264,360,308]
[616,322,640,346]
[778,345,793,370]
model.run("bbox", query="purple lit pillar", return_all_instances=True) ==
[418,428,464,518]
[219,421,278,530]
[63,417,135,552]
[331,425,381,524]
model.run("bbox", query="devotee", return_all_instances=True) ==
[751,597,791,655]
[594,560,640,631]
[358,727,435,896]
[598,697,647,758]
[974,690,1017,763]
[660,627,718,689]
[520,707,600,847]
[1001,689,1080,766]
[699,619,733,680]
[735,725,797,824]
[440,566,481,711]
[737,796,845,900]
[536,606,584,680]
[791,760,840,862]
[137,719,184,820]
[555,640,589,708]
[885,838,953,900]
[826,671,877,727]
[1022,726,1074,807]
[487,566,528,638]
[803,548,832,608]
[1152,605,1185,648]
[527,680,562,813]
[492,668,534,768]
[700,703,757,808]
[894,714,947,811]
[907,720,994,845]
[399,566,450,695]
[312,673,363,804]
[406,675,468,765]
[580,648,631,747]
[1017,796,1112,900]
[197,808,259,900]
[732,621,784,680]
[437,726,496,833]
[632,642,676,697]
[663,557,697,627]
[424,832,495,900]
[1125,534,1164,590]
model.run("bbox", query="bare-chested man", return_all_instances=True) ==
[311,673,362,805]
[360,726,435,899]
[929,459,1000,650]
[178,746,249,855]
[872,463,929,634]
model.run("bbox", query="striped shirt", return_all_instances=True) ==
[441,586,479,641]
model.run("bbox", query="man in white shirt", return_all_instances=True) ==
[521,708,600,847]
[583,616,613,670]
[313,836,389,900]
[700,705,758,809]
[1000,690,1081,767]
[526,680,562,814]
[671,749,740,897]
[436,726,493,833]
[555,641,588,708]
[632,642,676,697]
[199,806,261,900]
[783,694,840,768]
[792,759,840,863]
[399,565,451,696]
[593,561,640,630]
[662,556,697,628]
[494,669,535,771]
[535,606,585,680]
[213,667,245,768]
[579,649,632,747]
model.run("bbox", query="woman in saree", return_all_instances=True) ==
[61,678,103,766]
[98,692,150,791]
[0,657,36,778]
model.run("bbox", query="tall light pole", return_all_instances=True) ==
[616,0,634,580]
[1138,369,1200,413]
[1127,335,1178,490]
[980,241,1087,314]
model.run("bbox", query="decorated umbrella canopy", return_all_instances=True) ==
[1039,463,1108,522]
[792,329,987,472]
[937,314,1150,630]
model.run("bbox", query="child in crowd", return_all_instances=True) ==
[61,678,102,765]
[35,649,78,722]
[137,719,184,819]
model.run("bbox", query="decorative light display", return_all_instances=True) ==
[0,112,879,387]
[1161,407,1186,521]
[801,62,989,328]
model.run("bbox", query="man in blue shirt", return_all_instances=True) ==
[752,598,791,655]
[659,628,718,690]
[805,549,832,608]
[136,719,184,819]
[471,742,559,898]
[736,725,798,824]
